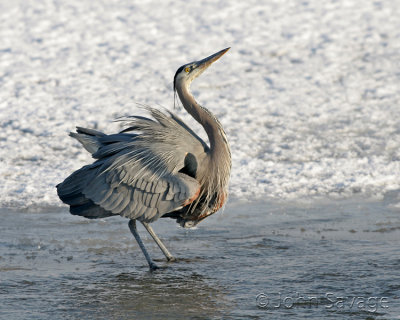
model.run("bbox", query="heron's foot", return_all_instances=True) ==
[167,256,177,262]
[149,262,159,271]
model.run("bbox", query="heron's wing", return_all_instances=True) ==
[72,107,206,222]
[82,167,200,222]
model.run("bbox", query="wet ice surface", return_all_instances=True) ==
[1,200,399,320]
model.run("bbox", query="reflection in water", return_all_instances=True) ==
[54,268,229,320]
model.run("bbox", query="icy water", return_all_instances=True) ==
[1,199,399,320]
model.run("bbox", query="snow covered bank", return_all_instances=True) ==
[1,0,400,209]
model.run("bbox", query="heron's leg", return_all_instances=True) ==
[128,220,158,271]
[141,222,176,262]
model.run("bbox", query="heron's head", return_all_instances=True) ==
[173,47,230,91]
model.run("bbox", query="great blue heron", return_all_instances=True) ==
[57,48,231,270]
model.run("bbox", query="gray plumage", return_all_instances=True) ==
[57,48,232,270]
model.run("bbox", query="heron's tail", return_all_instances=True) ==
[70,127,106,155]
[56,163,115,219]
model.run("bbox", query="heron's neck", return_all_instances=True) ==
[177,83,230,158]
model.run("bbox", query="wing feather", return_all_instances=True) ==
[107,191,125,213]
[150,193,160,208]
[165,184,174,201]
[113,185,131,213]
[144,192,152,207]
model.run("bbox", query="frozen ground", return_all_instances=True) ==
[1,0,400,209]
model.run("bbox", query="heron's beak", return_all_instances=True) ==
[194,47,230,73]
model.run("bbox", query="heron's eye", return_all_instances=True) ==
[185,67,190,73]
